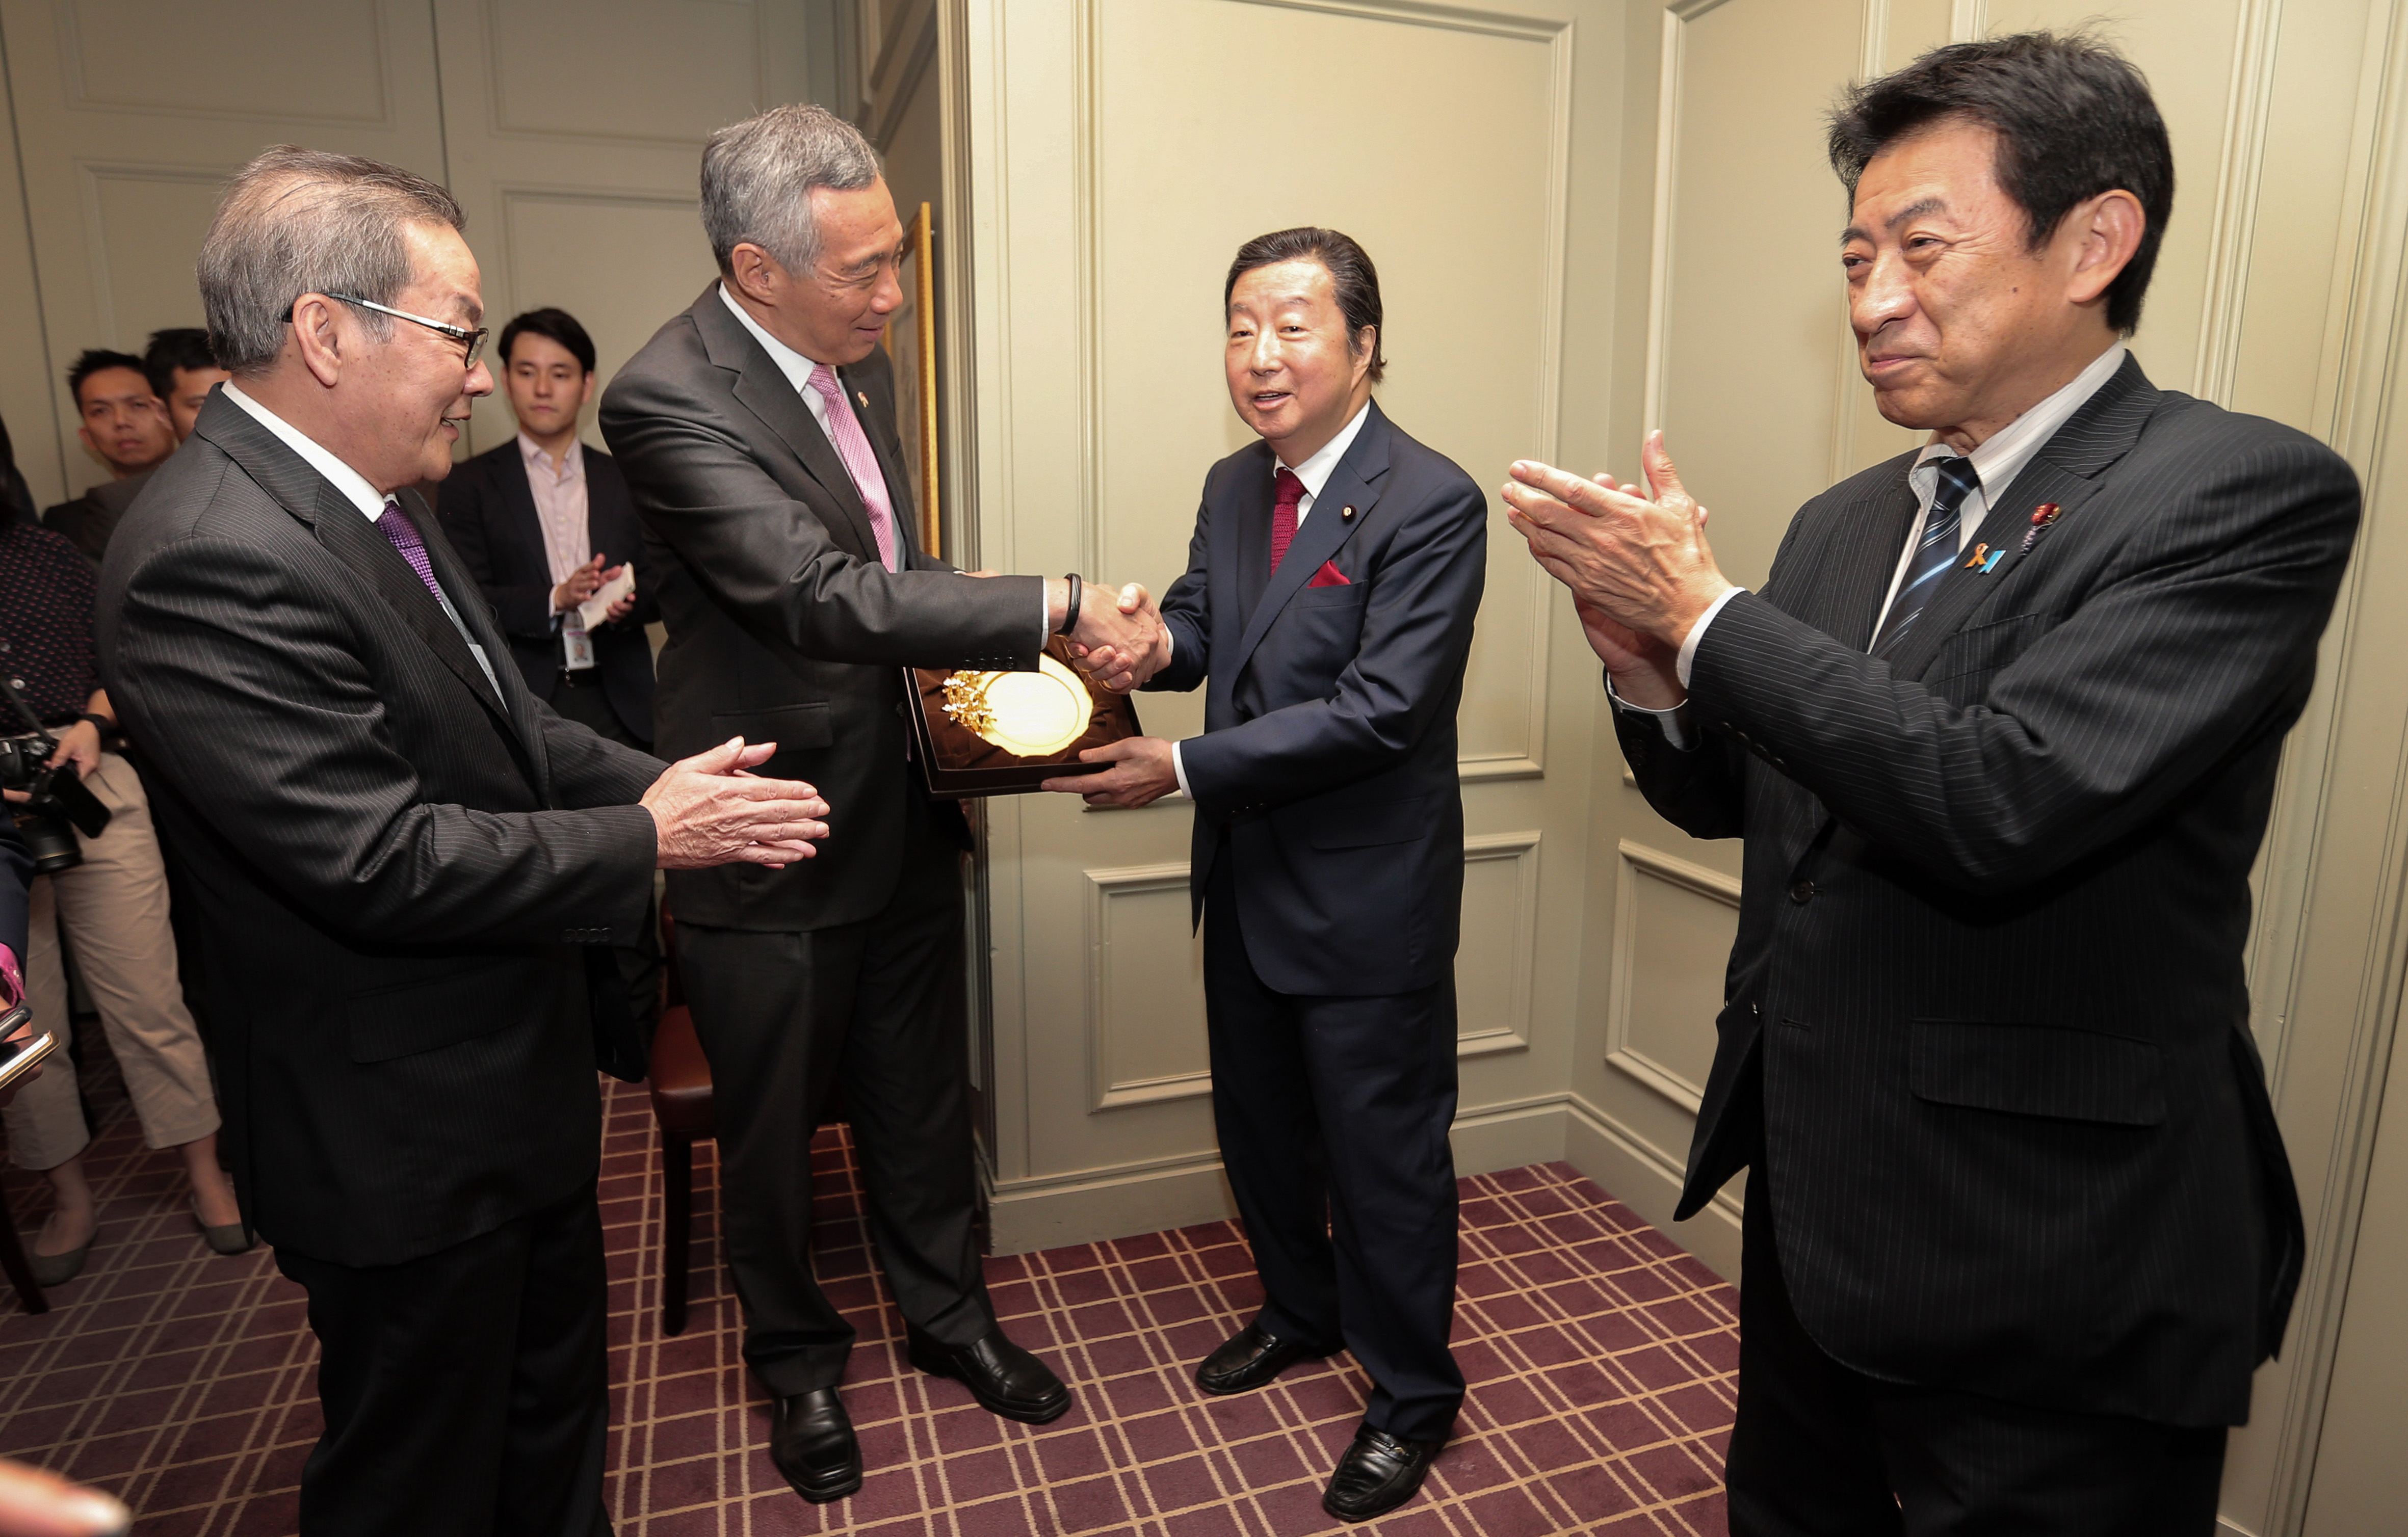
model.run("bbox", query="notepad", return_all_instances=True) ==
[575,566,635,630]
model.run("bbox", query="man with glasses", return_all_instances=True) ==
[601,104,1163,1505]
[96,146,833,1537]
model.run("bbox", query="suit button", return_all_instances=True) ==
[1788,881,1817,905]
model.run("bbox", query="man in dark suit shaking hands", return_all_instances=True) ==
[1506,35,2359,1533]
[96,147,831,1537]
[601,104,1161,1506]
[1049,228,1486,1522]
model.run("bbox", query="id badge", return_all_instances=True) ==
[563,621,596,671]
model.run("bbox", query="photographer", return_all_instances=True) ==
[0,514,240,1285]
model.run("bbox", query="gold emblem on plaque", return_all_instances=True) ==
[939,653,1094,757]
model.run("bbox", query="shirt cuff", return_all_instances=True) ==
[1676,586,1748,689]
[1169,740,1193,800]
[1606,674,1697,752]
[1039,588,1054,652]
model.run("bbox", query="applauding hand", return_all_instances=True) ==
[641,737,831,869]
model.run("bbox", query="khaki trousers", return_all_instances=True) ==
[3,752,219,1171]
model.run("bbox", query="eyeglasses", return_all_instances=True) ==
[316,293,488,368]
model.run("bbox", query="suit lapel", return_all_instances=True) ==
[692,286,882,565]
[494,441,553,576]
[1884,355,2159,681]
[1225,404,1391,683]
[1808,470,1920,651]
[411,489,552,792]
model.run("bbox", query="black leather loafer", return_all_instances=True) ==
[907,1325,1072,1424]
[1194,1321,1338,1395]
[770,1388,861,1503]
[1322,1423,1444,1523]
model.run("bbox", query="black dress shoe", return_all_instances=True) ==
[1322,1424,1444,1523]
[770,1388,861,1503]
[1194,1322,1338,1395]
[906,1325,1072,1424]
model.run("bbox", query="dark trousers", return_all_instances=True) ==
[1726,1168,2228,1536]
[545,677,661,1035]
[677,796,992,1396]
[1202,855,1465,1443]
[273,1182,610,1537]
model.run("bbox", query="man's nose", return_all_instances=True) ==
[1853,251,1917,334]
[463,361,495,399]
[871,262,903,316]
[1248,333,1282,375]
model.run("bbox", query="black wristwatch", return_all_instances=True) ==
[1056,573,1082,635]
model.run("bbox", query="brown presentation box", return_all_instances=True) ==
[904,638,1143,799]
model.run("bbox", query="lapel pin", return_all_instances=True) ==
[855,390,869,408]
[2018,502,2062,554]
[1962,542,1990,570]
[1341,505,1356,520]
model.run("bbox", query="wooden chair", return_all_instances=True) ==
[645,908,713,1336]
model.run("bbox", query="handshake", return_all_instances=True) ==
[985,573,1170,694]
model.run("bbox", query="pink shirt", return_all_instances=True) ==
[518,433,591,586]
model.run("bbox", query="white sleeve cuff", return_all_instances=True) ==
[1676,586,1748,688]
[1169,740,1193,800]
[1606,675,1696,752]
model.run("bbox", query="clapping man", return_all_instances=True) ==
[98,146,831,1537]
[1046,228,1487,1523]
[1505,36,2357,1532]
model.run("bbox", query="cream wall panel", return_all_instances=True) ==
[1083,862,1210,1111]
[62,0,390,123]
[429,0,820,456]
[0,0,450,503]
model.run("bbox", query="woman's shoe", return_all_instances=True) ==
[192,1203,253,1256]
[27,1235,90,1287]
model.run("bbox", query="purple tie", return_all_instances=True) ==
[376,498,446,602]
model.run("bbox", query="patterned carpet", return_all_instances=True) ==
[0,1056,1736,1534]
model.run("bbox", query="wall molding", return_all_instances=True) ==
[71,160,233,351]
[1080,859,1207,1111]
[1604,837,1740,1112]
[2191,0,2285,407]
[60,0,396,129]
[1460,831,1544,1058]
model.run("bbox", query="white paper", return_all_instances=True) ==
[575,566,635,631]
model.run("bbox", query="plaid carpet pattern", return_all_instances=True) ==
[2,1063,1736,1534]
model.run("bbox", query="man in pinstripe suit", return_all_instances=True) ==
[1507,36,2359,1534]
[94,148,830,1537]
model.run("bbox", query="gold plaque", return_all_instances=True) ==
[905,638,1143,798]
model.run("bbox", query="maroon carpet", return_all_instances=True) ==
[2,1062,1735,1534]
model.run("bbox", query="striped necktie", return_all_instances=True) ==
[1268,469,1304,574]
[1872,457,1979,656]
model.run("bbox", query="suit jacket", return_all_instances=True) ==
[1148,402,1486,996]
[437,437,659,744]
[1625,356,2358,1426]
[599,285,1042,932]
[93,392,665,1267]
[42,468,153,563]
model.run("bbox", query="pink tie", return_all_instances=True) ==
[805,364,899,571]
[1269,469,1304,574]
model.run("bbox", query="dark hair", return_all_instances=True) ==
[1224,227,1386,384]
[1828,32,2174,333]
[142,327,220,401]
[67,348,150,407]
[498,307,596,375]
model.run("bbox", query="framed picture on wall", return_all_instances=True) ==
[885,200,941,559]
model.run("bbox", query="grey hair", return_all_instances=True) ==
[197,145,465,376]
[700,104,880,275]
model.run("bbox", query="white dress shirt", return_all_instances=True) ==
[222,382,506,701]
[718,284,1048,645]
[1165,401,1375,800]
[1620,341,2129,748]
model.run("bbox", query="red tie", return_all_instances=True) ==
[1269,469,1304,574]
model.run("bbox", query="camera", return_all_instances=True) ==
[1,678,111,876]
[1,731,107,875]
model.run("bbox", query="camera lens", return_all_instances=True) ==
[11,806,82,874]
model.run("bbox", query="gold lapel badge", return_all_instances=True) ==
[1340,505,1356,520]
[855,390,870,409]
[1962,542,1990,569]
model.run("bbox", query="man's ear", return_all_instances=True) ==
[289,294,347,388]
[578,372,596,409]
[2064,189,2145,307]
[726,243,785,305]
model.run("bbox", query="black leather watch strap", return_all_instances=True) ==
[1057,573,1082,635]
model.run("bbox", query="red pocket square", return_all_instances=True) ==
[1305,561,1350,588]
